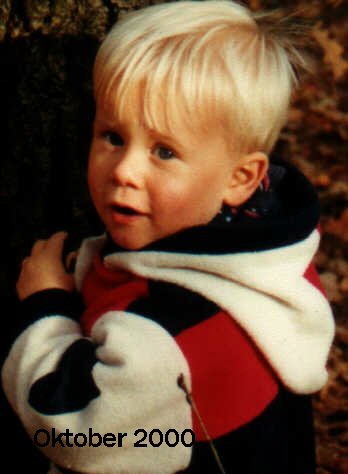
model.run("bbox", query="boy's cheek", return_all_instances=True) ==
[87,163,104,198]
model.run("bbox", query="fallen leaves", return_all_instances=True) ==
[324,209,348,242]
[312,26,348,81]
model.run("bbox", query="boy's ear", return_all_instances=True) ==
[223,152,269,207]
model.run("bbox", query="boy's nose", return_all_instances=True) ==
[111,148,146,189]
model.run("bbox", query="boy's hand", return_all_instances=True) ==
[16,232,76,301]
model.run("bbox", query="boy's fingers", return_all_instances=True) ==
[45,231,68,258]
[31,239,47,256]
[65,251,78,272]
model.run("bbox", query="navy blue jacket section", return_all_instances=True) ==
[11,288,83,341]
[29,339,100,415]
[183,388,316,474]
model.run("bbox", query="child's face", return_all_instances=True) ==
[88,102,238,250]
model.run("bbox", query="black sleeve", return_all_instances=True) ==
[10,288,85,340]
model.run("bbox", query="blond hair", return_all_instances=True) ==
[93,1,310,154]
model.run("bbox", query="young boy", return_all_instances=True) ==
[2,1,334,473]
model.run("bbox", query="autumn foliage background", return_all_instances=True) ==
[0,0,347,472]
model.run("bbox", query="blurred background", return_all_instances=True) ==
[0,0,347,471]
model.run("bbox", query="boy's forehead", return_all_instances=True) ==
[94,99,168,138]
[95,97,183,136]
[95,100,121,121]
[95,100,139,127]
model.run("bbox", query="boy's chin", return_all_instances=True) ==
[108,231,154,251]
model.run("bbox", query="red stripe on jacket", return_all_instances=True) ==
[80,254,149,335]
[175,312,279,440]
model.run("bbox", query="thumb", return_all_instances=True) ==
[45,231,68,259]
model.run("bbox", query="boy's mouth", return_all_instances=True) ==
[111,204,141,216]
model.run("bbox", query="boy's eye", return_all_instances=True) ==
[102,131,124,147]
[154,145,176,161]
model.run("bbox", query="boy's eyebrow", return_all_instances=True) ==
[147,128,182,150]
[94,115,117,127]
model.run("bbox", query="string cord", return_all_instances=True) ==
[177,374,227,474]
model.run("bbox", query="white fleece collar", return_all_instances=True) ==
[75,229,334,395]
